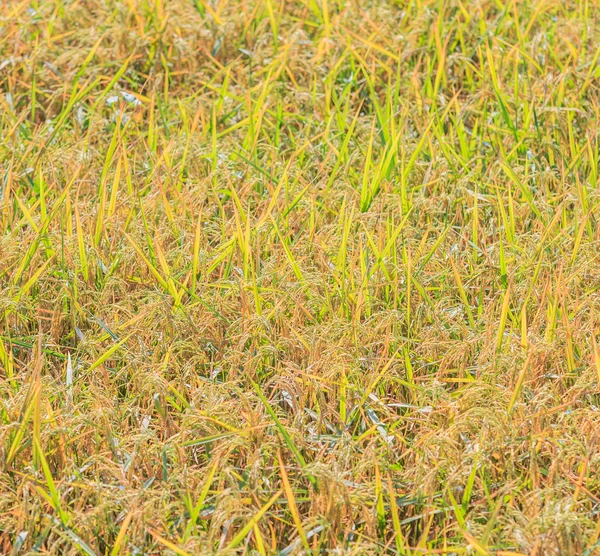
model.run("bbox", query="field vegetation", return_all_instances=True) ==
[1,0,600,553]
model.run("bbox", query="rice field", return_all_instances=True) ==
[1,0,600,553]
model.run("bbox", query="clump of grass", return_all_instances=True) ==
[1,0,600,553]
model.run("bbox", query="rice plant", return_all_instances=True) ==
[1,0,600,553]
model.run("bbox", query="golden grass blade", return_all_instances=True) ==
[224,489,283,550]
[87,335,130,374]
[496,286,511,353]
[110,510,134,556]
[147,529,190,556]
[507,354,531,415]
[277,450,309,551]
